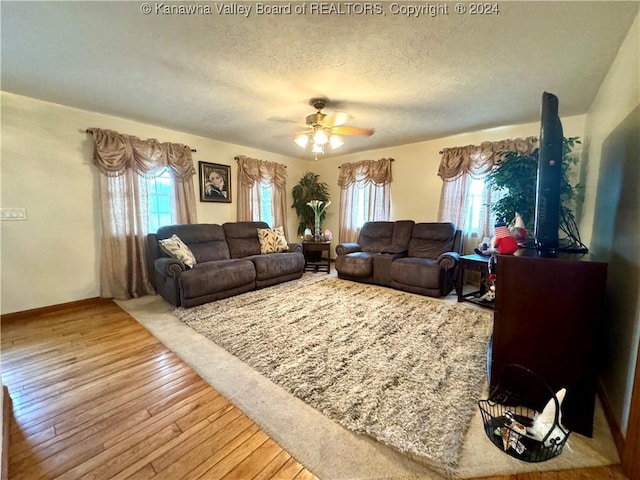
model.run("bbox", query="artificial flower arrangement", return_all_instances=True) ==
[307,200,331,240]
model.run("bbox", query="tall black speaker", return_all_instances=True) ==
[534,92,563,251]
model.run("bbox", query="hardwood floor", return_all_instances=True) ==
[0,300,628,480]
[1,300,317,480]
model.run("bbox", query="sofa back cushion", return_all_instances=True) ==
[408,222,456,259]
[358,222,395,253]
[391,220,416,249]
[156,224,230,263]
[223,221,269,258]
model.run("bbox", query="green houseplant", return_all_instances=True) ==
[291,172,330,237]
[486,137,584,245]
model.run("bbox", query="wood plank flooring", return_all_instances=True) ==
[0,300,629,480]
[1,300,317,480]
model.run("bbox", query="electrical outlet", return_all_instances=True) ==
[1,208,27,221]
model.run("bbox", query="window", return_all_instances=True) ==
[259,181,274,227]
[147,170,174,233]
[236,156,288,236]
[465,177,506,236]
[439,173,503,253]
[437,138,537,248]
[337,159,393,243]
[464,177,486,234]
[352,182,371,232]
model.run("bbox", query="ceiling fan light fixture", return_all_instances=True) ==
[294,134,309,149]
[313,128,329,146]
[293,98,374,157]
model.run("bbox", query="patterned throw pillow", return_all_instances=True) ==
[158,234,197,268]
[257,226,289,254]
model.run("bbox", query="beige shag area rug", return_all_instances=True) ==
[172,275,493,476]
[118,273,620,480]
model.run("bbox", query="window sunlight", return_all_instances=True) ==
[353,183,368,231]
[147,170,174,233]
[464,177,485,234]
[259,181,274,227]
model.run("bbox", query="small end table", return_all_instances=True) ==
[456,253,494,309]
[302,241,331,274]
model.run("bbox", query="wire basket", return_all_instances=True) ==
[478,364,571,462]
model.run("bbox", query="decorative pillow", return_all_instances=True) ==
[158,234,197,268]
[257,226,288,254]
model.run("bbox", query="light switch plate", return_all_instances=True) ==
[1,208,27,221]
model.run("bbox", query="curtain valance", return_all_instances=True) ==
[88,128,195,179]
[235,155,287,187]
[338,158,393,188]
[438,137,537,181]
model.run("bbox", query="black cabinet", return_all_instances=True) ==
[490,252,607,437]
[302,241,331,273]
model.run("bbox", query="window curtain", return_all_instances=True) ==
[437,137,537,252]
[235,155,288,237]
[337,158,393,243]
[88,128,197,299]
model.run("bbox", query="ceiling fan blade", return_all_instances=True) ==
[323,111,350,127]
[267,116,299,124]
[332,126,374,136]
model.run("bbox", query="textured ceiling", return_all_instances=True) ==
[2,1,638,159]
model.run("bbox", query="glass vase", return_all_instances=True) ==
[314,215,321,241]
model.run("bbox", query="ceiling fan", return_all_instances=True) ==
[294,98,374,158]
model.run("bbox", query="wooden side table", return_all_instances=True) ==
[302,241,331,274]
[456,253,494,309]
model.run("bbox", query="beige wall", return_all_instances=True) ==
[0,92,307,314]
[0,91,588,314]
[580,12,639,249]
[581,13,640,436]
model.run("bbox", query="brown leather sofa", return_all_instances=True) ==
[146,222,304,308]
[335,221,462,297]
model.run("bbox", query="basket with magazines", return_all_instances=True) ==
[478,364,570,462]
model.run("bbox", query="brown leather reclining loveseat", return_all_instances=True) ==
[146,222,304,308]
[335,221,462,297]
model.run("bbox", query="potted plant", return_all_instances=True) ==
[485,137,585,246]
[291,172,330,237]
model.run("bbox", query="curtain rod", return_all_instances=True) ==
[83,129,197,152]
[338,158,394,168]
[234,156,286,167]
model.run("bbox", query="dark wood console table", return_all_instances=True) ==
[302,241,331,274]
[490,251,607,437]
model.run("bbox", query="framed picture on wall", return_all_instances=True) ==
[198,162,231,203]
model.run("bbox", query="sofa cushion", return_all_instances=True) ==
[407,223,456,259]
[179,259,255,299]
[391,220,416,249]
[157,224,230,263]
[158,234,197,268]
[335,251,375,278]
[358,222,395,253]
[391,257,442,289]
[257,226,289,254]
[223,221,269,258]
[251,252,305,280]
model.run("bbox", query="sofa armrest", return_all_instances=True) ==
[436,252,460,269]
[336,243,361,256]
[154,257,187,278]
[286,242,303,254]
